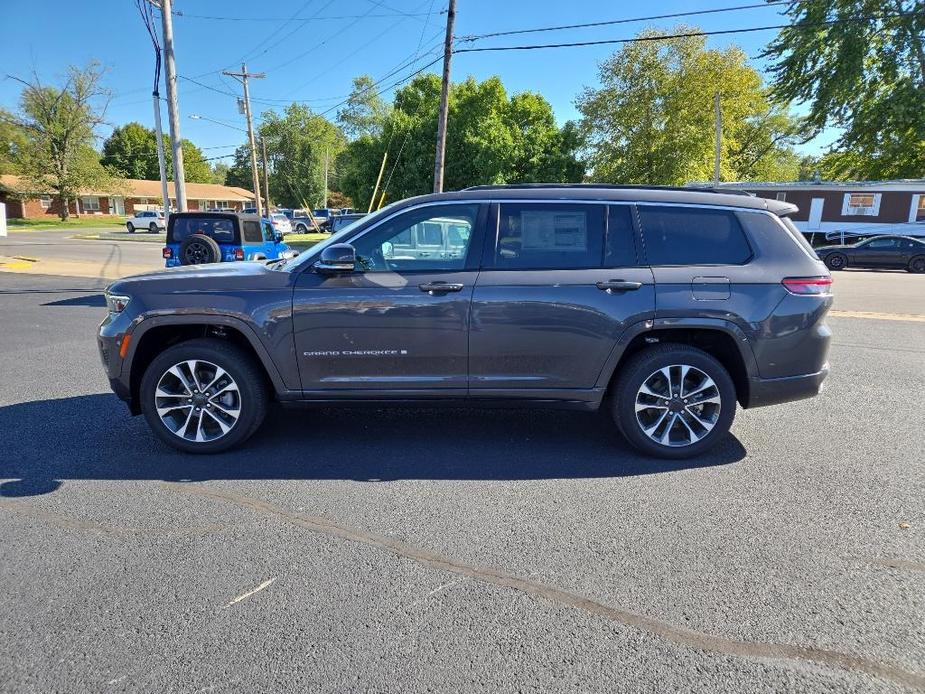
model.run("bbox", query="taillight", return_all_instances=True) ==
[782,276,833,295]
[234,248,245,261]
[162,247,172,259]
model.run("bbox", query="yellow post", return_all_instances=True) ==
[377,191,386,210]
[368,151,388,213]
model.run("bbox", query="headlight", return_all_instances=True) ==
[106,293,131,314]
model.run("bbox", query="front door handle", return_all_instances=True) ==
[419,281,464,294]
[596,279,643,292]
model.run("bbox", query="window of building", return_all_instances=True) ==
[39,195,52,210]
[775,192,787,201]
[842,192,881,216]
[638,206,752,266]
[917,195,925,222]
[493,203,604,269]
[81,196,100,212]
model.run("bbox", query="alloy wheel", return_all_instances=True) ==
[635,364,722,447]
[154,360,241,442]
[184,241,211,264]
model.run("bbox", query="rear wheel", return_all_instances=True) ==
[612,344,736,459]
[149,222,159,233]
[908,256,925,273]
[126,222,135,233]
[824,253,847,271]
[140,338,268,453]
[296,223,308,234]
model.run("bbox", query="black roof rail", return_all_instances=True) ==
[461,182,754,196]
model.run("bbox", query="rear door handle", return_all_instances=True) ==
[596,279,643,292]
[419,281,464,294]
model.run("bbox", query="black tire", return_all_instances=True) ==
[126,222,135,233]
[149,222,159,233]
[908,256,925,273]
[296,223,308,234]
[140,338,269,454]
[824,253,847,271]
[611,343,737,459]
[179,233,221,265]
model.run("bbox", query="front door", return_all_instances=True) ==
[857,236,901,267]
[469,202,655,396]
[292,203,485,395]
[807,198,825,230]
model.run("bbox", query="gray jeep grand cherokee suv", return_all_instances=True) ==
[98,184,832,458]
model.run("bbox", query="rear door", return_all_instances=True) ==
[469,201,655,396]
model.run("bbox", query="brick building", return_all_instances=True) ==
[0,175,255,219]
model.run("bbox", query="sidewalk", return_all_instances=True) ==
[0,254,158,280]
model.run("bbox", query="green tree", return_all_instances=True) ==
[100,122,212,183]
[9,63,117,220]
[259,104,346,208]
[210,161,230,185]
[0,109,28,175]
[576,27,801,185]
[764,0,925,179]
[223,145,253,189]
[338,74,584,210]
[337,75,390,139]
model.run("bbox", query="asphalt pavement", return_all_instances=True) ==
[0,271,922,693]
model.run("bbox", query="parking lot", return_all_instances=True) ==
[0,264,923,693]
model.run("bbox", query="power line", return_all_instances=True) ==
[454,11,925,53]
[457,1,790,42]
[173,10,438,21]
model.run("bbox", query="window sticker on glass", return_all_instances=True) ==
[520,211,588,252]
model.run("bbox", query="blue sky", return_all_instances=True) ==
[0,0,837,165]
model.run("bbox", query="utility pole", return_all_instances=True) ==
[152,95,170,214]
[261,138,271,212]
[713,91,722,187]
[159,0,187,211]
[223,63,265,217]
[432,0,456,193]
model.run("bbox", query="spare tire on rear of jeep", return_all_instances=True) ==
[179,234,221,265]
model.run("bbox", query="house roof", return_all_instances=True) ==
[0,175,254,201]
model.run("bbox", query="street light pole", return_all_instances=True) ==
[223,64,265,217]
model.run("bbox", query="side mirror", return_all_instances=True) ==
[315,243,356,273]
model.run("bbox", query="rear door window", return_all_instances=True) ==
[493,203,604,269]
[638,206,752,266]
[242,221,262,243]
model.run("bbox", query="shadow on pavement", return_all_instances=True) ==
[42,294,106,307]
[0,394,746,497]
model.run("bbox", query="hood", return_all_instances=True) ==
[107,260,286,295]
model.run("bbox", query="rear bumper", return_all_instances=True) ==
[745,364,829,408]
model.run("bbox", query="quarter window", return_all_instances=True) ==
[639,206,752,266]
[242,221,263,243]
[350,203,479,272]
[494,203,604,269]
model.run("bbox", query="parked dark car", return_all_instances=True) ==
[162,212,293,267]
[815,235,925,272]
[329,213,365,232]
[100,184,832,458]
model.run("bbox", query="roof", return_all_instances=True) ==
[711,179,925,192]
[0,174,254,201]
[397,183,795,215]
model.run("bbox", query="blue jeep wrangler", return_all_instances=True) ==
[162,212,294,267]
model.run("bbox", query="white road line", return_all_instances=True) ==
[223,577,276,608]
[829,309,925,323]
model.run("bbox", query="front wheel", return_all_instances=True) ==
[824,253,847,271]
[611,344,737,459]
[126,222,135,233]
[140,338,269,453]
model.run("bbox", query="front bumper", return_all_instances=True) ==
[745,364,829,408]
